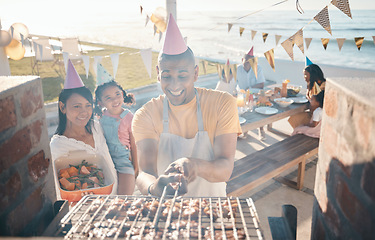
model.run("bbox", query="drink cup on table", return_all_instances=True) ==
[237,92,245,114]
[281,79,290,98]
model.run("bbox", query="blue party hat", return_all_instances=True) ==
[96,63,114,86]
[305,56,313,66]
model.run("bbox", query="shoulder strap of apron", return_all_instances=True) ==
[162,89,204,133]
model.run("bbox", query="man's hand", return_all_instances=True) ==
[149,173,188,196]
[164,158,198,183]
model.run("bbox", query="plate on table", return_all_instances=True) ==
[290,96,308,104]
[255,107,278,115]
[239,117,246,124]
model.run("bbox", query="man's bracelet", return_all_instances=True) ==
[147,183,154,195]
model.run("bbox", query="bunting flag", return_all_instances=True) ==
[140,5,143,15]
[354,37,364,51]
[217,64,223,81]
[93,56,102,76]
[159,32,163,42]
[305,38,313,50]
[153,24,157,35]
[293,29,304,54]
[81,55,90,79]
[145,15,150,26]
[275,35,282,45]
[20,33,24,47]
[281,38,294,61]
[110,53,120,78]
[140,48,152,78]
[262,33,268,43]
[251,30,257,40]
[314,6,332,35]
[201,60,208,75]
[331,0,352,19]
[10,26,14,38]
[336,38,345,51]
[38,43,43,62]
[228,23,233,32]
[321,38,330,50]
[239,27,245,37]
[62,52,69,72]
[264,49,275,72]
[230,64,237,82]
[248,57,258,79]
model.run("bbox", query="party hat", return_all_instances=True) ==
[162,14,188,55]
[247,47,254,57]
[305,56,313,66]
[96,63,114,86]
[64,59,84,89]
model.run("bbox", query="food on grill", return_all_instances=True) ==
[58,160,105,191]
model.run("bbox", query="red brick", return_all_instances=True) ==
[28,150,50,182]
[362,162,375,202]
[20,85,43,118]
[335,176,372,237]
[0,172,22,212]
[29,120,43,147]
[324,89,338,118]
[6,187,43,236]
[0,96,17,133]
[0,127,31,174]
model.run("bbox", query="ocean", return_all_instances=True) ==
[5,9,375,70]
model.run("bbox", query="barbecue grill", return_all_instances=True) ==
[44,195,264,239]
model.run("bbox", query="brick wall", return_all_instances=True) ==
[0,76,55,236]
[311,78,375,239]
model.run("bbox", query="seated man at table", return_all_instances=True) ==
[132,15,242,197]
[236,47,266,140]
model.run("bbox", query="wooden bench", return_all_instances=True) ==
[227,134,319,196]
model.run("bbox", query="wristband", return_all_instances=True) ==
[147,183,154,195]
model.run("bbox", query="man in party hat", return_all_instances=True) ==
[132,14,241,197]
[236,47,266,140]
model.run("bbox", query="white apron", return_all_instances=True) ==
[157,90,227,197]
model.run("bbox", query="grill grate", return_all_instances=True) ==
[53,195,263,239]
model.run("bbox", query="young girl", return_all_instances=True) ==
[292,90,324,138]
[94,80,138,195]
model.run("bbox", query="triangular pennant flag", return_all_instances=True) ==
[93,56,102,76]
[305,38,313,50]
[321,38,330,50]
[336,38,346,51]
[275,35,282,46]
[314,6,332,35]
[96,63,114,86]
[159,32,163,42]
[292,29,304,54]
[62,52,69,72]
[64,59,84,89]
[140,5,143,15]
[281,39,294,61]
[110,53,120,78]
[20,33,24,47]
[201,60,207,75]
[230,64,237,82]
[239,27,245,37]
[38,43,43,62]
[145,15,150,26]
[228,23,233,33]
[153,24,157,35]
[354,37,364,51]
[331,0,352,18]
[81,55,90,79]
[264,49,275,72]
[248,57,258,79]
[217,64,223,81]
[251,30,257,40]
[10,26,14,38]
[305,56,313,66]
[140,48,152,78]
[262,33,268,43]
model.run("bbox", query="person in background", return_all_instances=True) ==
[303,63,326,101]
[94,64,138,195]
[215,62,236,95]
[236,47,266,140]
[50,59,118,200]
[292,90,324,138]
[132,15,242,197]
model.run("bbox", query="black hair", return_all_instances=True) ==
[304,64,326,90]
[158,47,196,67]
[314,90,325,108]
[55,87,94,135]
[94,80,135,117]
